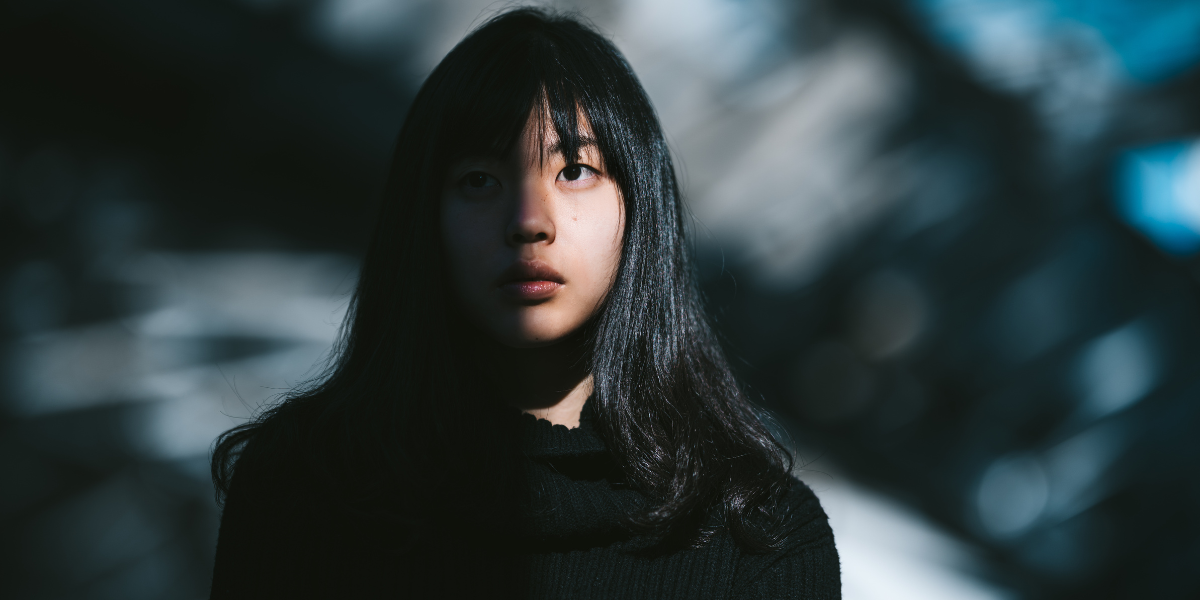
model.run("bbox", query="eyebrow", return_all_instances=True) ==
[450,136,600,170]
[546,136,599,160]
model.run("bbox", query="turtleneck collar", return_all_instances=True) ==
[515,397,609,459]
[513,399,648,542]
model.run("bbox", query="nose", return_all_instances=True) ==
[505,183,555,246]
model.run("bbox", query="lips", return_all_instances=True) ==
[496,260,565,301]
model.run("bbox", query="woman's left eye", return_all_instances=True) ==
[557,164,597,183]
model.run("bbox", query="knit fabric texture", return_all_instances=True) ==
[210,402,841,598]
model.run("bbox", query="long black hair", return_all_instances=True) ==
[212,7,793,551]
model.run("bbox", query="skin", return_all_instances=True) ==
[441,111,624,428]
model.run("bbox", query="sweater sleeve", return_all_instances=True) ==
[732,478,842,599]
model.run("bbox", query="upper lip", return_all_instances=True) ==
[495,260,565,286]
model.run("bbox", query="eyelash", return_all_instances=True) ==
[456,164,599,190]
[558,164,598,182]
[460,171,499,189]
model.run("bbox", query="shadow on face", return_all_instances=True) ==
[440,109,625,349]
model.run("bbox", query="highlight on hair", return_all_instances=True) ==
[211,6,794,552]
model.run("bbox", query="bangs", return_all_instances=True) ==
[431,25,613,176]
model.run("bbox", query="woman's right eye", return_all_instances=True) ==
[461,171,499,189]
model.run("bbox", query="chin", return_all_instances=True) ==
[488,312,581,349]
[492,327,572,349]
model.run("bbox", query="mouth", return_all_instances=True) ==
[496,260,565,301]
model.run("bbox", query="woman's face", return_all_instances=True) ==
[440,115,624,348]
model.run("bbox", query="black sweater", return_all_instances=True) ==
[210,404,840,598]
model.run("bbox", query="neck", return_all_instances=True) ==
[472,330,592,429]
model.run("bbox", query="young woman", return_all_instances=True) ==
[209,8,839,599]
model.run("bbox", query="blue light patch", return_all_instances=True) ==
[1053,0,1200,83]
[1114,140,1200,256]
[906,0,1200,85]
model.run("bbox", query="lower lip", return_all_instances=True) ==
[500,280,562,300]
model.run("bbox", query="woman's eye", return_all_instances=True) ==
[557,164,596,182]
[461,171,498,189]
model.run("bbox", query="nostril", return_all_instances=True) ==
[510,231,549,244]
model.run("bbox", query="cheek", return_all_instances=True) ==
[440,202,494,294]
[439,205,466,277]
[572,188,624,296]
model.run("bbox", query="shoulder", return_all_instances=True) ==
[776,476,834,548]
[211,399,362,598]
[223,399,327,509]
[731,476,841,598]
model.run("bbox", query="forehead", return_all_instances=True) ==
[446,107,599,170]
[439,87,608,173]
[517,105,598,161]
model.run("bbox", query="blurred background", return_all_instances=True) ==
[2,0,1199,598]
